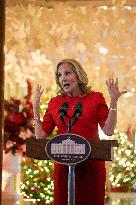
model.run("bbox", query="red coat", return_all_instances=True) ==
[42,92,109,205]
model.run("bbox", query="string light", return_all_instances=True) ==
[5,2,136,131]
[109,132,136,189]
[21,158,54,203]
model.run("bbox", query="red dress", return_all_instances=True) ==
[42,92,109,205]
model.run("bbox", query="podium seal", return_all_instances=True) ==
[46,133,91,165]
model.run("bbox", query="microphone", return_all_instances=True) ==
[72,102,83,125]
[58,102,69,125]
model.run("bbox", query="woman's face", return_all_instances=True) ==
[57,63,81,97]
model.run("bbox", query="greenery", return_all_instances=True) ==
[109,131,136,190]
[20,94,56,203]
[21,158,54,204]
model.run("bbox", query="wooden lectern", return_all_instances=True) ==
[26,138,118,161]
[26,137,118,205]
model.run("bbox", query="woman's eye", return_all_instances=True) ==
[58,73,61,77]
[66,72,71,75]
[58,71,71,78]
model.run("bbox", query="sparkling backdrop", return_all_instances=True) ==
[5,1,136,131]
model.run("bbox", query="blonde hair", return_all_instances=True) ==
[55,59,91,95]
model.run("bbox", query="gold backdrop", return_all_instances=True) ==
[5,0,136,131]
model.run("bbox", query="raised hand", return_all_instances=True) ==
[33,85,47,139]
[106,78,127,101]
[33,84,44,109]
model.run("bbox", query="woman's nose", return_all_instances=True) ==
[61,74,67,81]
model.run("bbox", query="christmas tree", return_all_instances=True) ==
[109,131,136,191]
[20,94,56,204]
[21,158,54,204]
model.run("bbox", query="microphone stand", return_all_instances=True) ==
[68,118,75,205]
[59,102,82,205]
[68,163,75,205]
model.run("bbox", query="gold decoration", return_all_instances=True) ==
[5,2,136,131]
[112,0,127,7]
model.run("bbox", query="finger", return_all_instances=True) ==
[115,78,118,87]
[36,85,43,93]
[38,84,41,90]
[39,85,42,90]
[108,78,114,86]
[40,88,44,95]
[106,79,113,88]
[36,84,41,92]
[34,84,38,90]
[106,79,111,85]
[106,80,110,87]
[108,78,111,85]
[111,78,114,85]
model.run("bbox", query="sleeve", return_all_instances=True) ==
[41,98,56,136]
[96,92,109,129]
